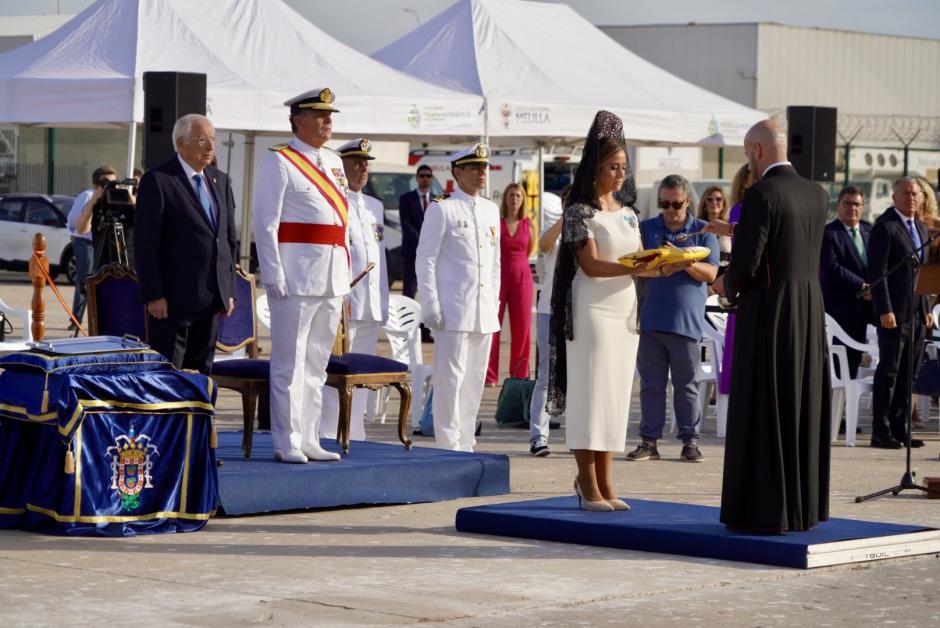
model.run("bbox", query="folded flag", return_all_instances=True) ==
[618,245,710,269]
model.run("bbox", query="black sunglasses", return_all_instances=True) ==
[658,200,686,210]
[417,173,433,178]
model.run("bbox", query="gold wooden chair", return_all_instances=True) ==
[85,263,148,339]
[325,299,413,454]
[210,267,270,459]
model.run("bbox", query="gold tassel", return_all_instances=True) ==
[210,421,218,449]
[64,445,75,474]
[41,372,50,413]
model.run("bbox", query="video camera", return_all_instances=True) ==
[92,178,137,270]
[93,178,137,226]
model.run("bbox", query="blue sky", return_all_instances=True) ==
[1,0,936,51]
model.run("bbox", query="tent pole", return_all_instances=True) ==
[482,99,490,197]
[125,122,137,177]
[239,132,256,271]
[537,142,544,233]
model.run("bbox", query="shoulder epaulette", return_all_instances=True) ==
[268,143,289,151]
[432,194,449,202]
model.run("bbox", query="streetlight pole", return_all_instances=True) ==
[402,8,420,27]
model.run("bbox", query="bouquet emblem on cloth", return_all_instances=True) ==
[107,427,159,511]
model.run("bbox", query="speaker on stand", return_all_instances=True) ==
[142,72,207,170]
[786,106,837,182]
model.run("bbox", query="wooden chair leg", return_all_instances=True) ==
[336,384,354,455]
[241,391,258,460]
[392,382,413,450]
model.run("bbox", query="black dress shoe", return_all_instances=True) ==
[908,438,926,448]
[475,420,483,436]
[870,436,903,449]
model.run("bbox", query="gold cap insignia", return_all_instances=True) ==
[320,88,333,104]
[475,144,488,159]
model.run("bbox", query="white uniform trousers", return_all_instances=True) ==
[432,330,492,451]
[319,320,381,440]
[268,294,343,452]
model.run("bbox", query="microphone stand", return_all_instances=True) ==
[855,228,940,502]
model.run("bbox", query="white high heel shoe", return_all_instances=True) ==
[574,478,614,512]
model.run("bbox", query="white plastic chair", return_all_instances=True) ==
[701,311,730,437]
[367,295,432,429]
[0,297,33,343]
[825,314,875,446]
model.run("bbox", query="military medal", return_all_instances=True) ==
[373,223,384,241]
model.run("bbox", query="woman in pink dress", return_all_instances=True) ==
[486,182,536,385]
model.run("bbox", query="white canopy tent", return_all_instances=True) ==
[0,0,484,263]
[0,0,484,137]
[374,0,766,147]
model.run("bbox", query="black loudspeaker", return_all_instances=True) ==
[143,72,207,169]
[786,106,837,182]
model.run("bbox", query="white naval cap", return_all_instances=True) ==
[450,142,490,167]
[336,138,375,160]
[284,87,340,114]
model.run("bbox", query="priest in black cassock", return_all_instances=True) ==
[709,119,831,533]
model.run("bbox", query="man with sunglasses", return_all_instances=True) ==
[400,165,436,343]
[626,175,719,463]
[135,113,237,375]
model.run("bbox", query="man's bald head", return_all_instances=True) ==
[744,119,788,180]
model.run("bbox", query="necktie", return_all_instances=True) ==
[906,219,922,261]
[193,174,216,230]
[850,227,866,263]
[421,193,428,211]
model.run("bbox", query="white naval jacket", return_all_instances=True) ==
[415,187,501,334]
[251,138,351,297]
[348,190,389,323]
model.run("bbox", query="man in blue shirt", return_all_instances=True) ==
[627,175,720,463]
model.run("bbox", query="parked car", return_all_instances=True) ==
[361,163,443,283]
[0,193,76,283]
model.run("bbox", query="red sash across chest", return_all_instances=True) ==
[274,145,349,266]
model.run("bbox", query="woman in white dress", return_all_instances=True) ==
[547,111,668,512]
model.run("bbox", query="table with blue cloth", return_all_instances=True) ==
[0,341,218,536]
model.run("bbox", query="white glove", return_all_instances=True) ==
[424,308,443,330]
[265,281,288,300]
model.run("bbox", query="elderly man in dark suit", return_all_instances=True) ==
[134,113,237,374]
[867,177,932,449]
[820,185,873,379]
[399,163,435,342]
[710,119,830,533]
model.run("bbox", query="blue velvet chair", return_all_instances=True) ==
[325,300,413,455]
[210,267,270,459]
[85,263,147,340]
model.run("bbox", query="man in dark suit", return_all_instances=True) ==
[399,164,435,342]
[867,177,932,449]
[134,114,237,374]
[710,119,830,533]
[820,185,873,378]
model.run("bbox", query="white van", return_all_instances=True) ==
[361,162,444,283]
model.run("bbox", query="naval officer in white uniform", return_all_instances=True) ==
[319,138,390,440]
[251,87,349,463]
[416,143,501,451]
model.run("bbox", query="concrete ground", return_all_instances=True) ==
[1,276,939,627]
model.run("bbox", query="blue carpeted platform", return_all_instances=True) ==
[455,497,940,569]
[216,432,509,515]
